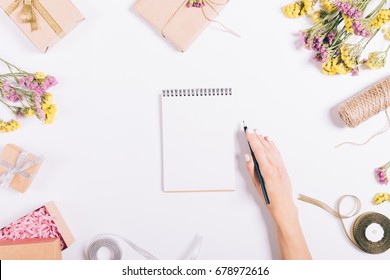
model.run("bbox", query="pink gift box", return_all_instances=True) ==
[0,0,85,52]
[134,0,230,51]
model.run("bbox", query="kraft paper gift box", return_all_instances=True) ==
[0,201,75,250]
[0,238,62,260]
[133,0,229,51]
[0,144,42,193]
[0,0,85,53]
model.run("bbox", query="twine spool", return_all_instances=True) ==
[338,76,390,128]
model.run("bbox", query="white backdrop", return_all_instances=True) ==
[0,0,389,260]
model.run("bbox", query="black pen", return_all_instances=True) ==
[243,121,270,205]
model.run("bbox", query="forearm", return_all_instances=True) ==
[274,215,312,260]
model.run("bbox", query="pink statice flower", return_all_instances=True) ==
[335,0,362,19]
[18,75,34,88]
[351,66,359,76]
[5,88,22,102]
[42,75,58,90]
[352,20,371,38]
[187,0,205,8]
[327,31,335,46]
[375,161,390,185]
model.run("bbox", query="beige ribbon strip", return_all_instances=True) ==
[5,0,64,37]
[161,0,239,40]
[298,194,362,249]
[299,194,390,254]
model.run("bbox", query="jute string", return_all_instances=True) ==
[299,194,390,254]
[161,0,240,42]
[336,76,390,147]
[201,0,240,37]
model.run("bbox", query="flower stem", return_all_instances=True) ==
[367,0,388,18]
[386,43,390,53]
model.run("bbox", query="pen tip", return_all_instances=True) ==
[242,121,247,127]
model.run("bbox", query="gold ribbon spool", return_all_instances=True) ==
[299,194,390,254]
[5,0,64,37]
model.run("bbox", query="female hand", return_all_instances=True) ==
[245,128,298,225]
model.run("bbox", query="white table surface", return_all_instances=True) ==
[0,0,389,260]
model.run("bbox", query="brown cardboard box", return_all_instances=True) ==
[0,238,62,260]
[133,0,228,51]
[45,201,75,249]
[0,144,42,193]
[0,202,75,250]
[0,0,85,52]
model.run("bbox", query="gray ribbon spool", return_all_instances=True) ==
[86,234,202,260]
[87,238,122,260]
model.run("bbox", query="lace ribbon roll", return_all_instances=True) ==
[338,76,390,128]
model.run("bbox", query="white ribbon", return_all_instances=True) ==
[86,234,203,260]
[0,151,43,189]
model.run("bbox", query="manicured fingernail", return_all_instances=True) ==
[255,129,262,136]
[245,154,251,162]
[247,128,254,134]
[265,136,271,141]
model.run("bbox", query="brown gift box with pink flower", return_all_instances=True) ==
[0,144,43,193]
[0,201,75,255]
[0,0,85,53]
[133,0,230,51]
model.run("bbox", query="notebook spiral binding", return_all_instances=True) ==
[162,88,232,97]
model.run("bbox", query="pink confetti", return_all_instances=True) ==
[0,206,66,250]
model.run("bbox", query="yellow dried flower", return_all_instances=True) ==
[366,51,387,69]
[322,58,337,75]
[343,16,354,34]
[370,9,390,29]
[334,61,350,74]
[382,28,390,40]
[340,45,356,69]
[34,72,45,80]
[322,53,354,75]
[312,10,327,23]
[44,104,57,124]
[42,93,53,105]
[283,0,317,18]
[0,119,20,133]
[23,108,35,117]
[320,0,335,12]
[373,193,390,205]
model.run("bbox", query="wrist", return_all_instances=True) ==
[271,205,299,230]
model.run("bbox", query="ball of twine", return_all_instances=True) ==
[338,76,390,128]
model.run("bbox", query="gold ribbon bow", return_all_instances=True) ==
[5,0,64,37]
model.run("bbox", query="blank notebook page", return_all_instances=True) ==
[162,88,235,192]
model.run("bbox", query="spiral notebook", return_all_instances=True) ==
[162,88,235,192]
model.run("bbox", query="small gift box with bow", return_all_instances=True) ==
[0,238,62,259]
[0,0,85,52]
[0,144,43,193]
[0,201,75,251]
[133,0,232,51]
